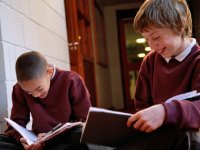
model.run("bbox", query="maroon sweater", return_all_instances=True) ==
[135,44,200,129]
[5,69,91,142]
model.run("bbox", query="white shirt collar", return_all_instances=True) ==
[164,38,196,63]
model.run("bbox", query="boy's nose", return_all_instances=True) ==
[32,92,41,97]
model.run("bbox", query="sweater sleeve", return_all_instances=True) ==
[163,58,200,129]
[163,100,200,128]
[4,84,30,142]
[68,73,91,122]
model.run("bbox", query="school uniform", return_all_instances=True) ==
[119,38,200,150]
[1,68,91,150]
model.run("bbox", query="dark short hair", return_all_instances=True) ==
[15,51,48,82]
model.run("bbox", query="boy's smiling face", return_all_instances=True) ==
[142,27,188,58]
[19,67,53,99]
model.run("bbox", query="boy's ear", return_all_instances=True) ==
[47,65,54,76]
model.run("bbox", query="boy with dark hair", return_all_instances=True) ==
[119,0,200,149]
[1,51,91,150]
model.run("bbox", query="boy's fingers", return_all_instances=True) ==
[37,133,46,141]
[20,137,44,150]
[31,142,44,150]
[20,137,26,143]
[133,118,144,130]
[20,138,28,147]
[127,113,138,127]
[145,127,154,133]
[140,123,149,132]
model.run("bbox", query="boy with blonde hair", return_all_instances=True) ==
[120,0,200,149]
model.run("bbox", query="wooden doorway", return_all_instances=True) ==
[64,0,97,106]
[117,9,149,111]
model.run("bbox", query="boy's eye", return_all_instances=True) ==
[38,88,43,91]
[152,36,160,40]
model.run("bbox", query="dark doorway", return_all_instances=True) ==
[117,9,150,112]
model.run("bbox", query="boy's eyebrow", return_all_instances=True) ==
[24,86,42,92]
[144,31,158,40]
[33,86,43,91]
[150,31,158,36]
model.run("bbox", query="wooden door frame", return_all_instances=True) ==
[117,9,140,111]
[64,0,97,107]
[64,0,84,78]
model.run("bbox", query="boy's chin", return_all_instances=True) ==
[160,53,171,58]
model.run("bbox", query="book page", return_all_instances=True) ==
[4,118,37,145]
[39,122,82,142]
[90,107,132,116]
[165,90,200,103]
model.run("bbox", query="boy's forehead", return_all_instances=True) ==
[142,27,168,37]
[141,28,157,36]
[18,77,45,91]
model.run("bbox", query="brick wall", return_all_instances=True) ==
[0,0,69,133]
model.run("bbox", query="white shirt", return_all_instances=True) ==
[165,38,196,63]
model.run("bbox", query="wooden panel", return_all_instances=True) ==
[93,0,108,67]
[65,0,97,106]
[78,19,87,57]
[76,0,84,15]
[86,25,93,59]
[83,60,97,106]
[64,0,84,78]
[84,0,90,22]
[77,0,93,61]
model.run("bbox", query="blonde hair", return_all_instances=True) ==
[134,0,192,37]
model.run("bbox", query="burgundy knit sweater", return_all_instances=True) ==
[135,44,200,129]
[5,69,91,142]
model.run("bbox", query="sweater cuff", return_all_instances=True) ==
[162,101,179,125]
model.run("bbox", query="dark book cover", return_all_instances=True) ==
[80,107,140,147]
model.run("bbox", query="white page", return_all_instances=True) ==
[90,107,132,116]
[165,90,200,103]
[4,118,37,145]
[41,122,72,140]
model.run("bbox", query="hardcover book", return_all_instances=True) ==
[80,107,140,147]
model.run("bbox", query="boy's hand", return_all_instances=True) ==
[127,104,165,133]
[37,133,46,141]
[20,136,44,150]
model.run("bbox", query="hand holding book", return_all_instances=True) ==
[4,118,82,145]
[81,91,200,147]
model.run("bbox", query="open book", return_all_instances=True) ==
[80,107,140,147]
[4,118,82,145]
[81,91,200,147]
